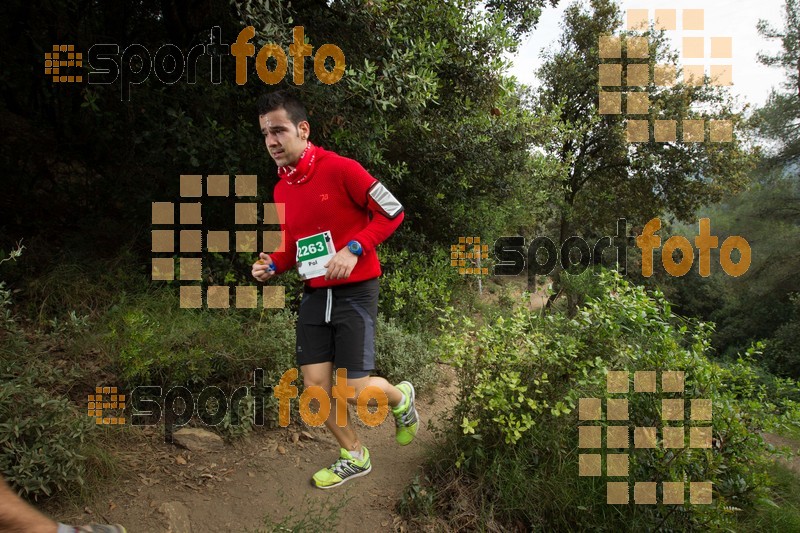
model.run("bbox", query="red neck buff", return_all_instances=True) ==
[278,142,318,185]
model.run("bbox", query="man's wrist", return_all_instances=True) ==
[347,240,363,257]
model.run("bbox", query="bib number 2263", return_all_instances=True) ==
[296,231,336,280]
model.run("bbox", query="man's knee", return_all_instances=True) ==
[348,378,387,405]
[300,362,333,390]
[303,375,331,390]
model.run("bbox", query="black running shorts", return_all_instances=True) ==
[295,278,379,378]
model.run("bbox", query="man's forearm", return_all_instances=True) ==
[0,477,57,533]
[352,210,405,253]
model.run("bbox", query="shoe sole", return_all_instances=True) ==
[312,464,372,489]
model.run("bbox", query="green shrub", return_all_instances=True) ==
[102,290,296,389]
[100,289,299,436]
[0,362,95,501]
[737,462,800,531]
[496,283,517,310]
[398,474,436,518]
[378,246,463,330]
[431,270,800,530]
[560,267,606,303]
[21,247,150,324]
[0,245,107,501]
[216,390,257,440]
[0,281,15,330]
[764,294,800,379]
[375,315,439,394]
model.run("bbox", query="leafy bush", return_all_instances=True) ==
[102,290,296,389]
[398,474,436,518]
[560,267,607,305]
[1,265,112,501]
[737,462,800,531]
[0,243,92,499]
[378,246,463,330]
[0,365,95,500]
[375,315,439,394]
[99,289,300,437]
[1,242,25,343]
[764,294,800,379]
[0,281,20,348]
[430,270,800,530]
[496,283,518,310]
[214,391,257,440]
[20,247,150,325]
[0,270,102,501]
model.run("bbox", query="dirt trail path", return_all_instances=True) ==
[763,433,800,475]
[51,365,458,533]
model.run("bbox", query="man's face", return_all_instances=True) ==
[259,108,310,167]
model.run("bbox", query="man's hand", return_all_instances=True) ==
[324,248,358,280]
[252,253,276,282]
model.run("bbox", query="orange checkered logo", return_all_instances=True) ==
[88,386,126,425]
[152,174,286,309]
[578,370,713,505]
[45,44,83,83]
[599,8,733,143]
[451,237,489,275]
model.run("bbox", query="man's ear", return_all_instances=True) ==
[297,120,311,139]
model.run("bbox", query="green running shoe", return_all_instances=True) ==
[392,381,419,445]
[312,446,372,489]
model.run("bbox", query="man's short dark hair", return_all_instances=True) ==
[256,90,308,124]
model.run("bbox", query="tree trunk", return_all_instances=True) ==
[545,210,571,310]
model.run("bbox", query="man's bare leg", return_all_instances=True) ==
[345,373,419,446]
[345,375,403,409]
[300,366,405,443]
[300,362,362,452]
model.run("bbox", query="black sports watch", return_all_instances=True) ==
[347,240,363,256]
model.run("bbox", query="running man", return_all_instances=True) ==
[251,90,419,489]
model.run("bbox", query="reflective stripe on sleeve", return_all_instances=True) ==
[367,182,404,219]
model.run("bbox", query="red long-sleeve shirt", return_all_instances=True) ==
[268,146,404,288]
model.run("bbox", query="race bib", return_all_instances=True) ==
[296,231,336,280]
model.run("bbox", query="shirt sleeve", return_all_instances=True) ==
[353,208,405,254]
[341,160,404,253]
